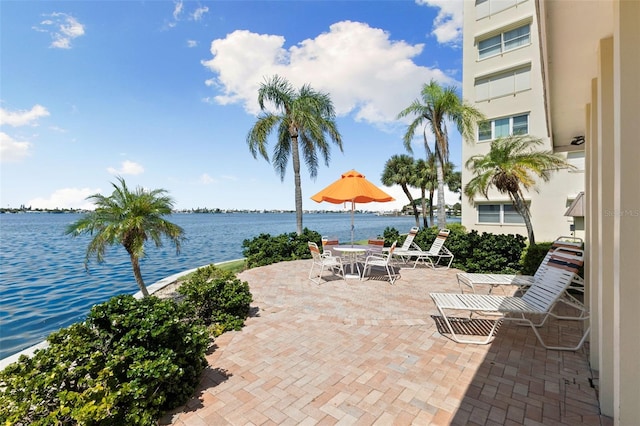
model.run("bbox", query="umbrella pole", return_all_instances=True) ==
[351,201,355,245]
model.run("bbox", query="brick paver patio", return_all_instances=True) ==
[161,259,611,425]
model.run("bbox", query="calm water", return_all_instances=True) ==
[1,212,446,359]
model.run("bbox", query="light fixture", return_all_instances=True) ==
[571,135,585,146]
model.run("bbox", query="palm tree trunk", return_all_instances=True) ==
[428,188,435,228]
[512,191,535,245]
[402,184,420,227]
[421,188,427,228]
[130,253,149,297]
[436,157,446,229]
[291,135,303,236]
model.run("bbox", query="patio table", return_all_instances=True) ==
[333,245,368,279]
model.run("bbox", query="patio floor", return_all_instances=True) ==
[160,259,612,425]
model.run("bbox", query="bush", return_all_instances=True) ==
[462,231,526,273]
[178,265,253,336]
[406,225,525,273]
[520,242,553,276]
[242,228,321,268]
[0,295,209,425]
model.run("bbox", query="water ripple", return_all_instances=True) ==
[0,212,427,359]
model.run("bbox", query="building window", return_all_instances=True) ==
[475,65,531,101]
[478,113,529,142]
[478,203,525,224]
[476,0,528,20]
[478,24,531,59]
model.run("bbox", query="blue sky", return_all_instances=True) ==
[1,0,466,212]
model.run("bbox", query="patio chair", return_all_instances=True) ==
[321,236,340,256]
[362,240,399,284]
[430,255,589,351]
[308,242,345,284]
[393,228,454,269]
[385,227,419,254]
[457,239,585,304]
[366,237,385,255]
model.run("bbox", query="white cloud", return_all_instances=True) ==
[187,39,198,48]
[172,1,184,21]
[107,160,144,176]
[416,0,464,45]
[199,173,216,184]
[27,187,100,210]
[0,104,50,127]
[202,21,456,124]
[0,132,32,162]
[34,12,85,49]
[191,6,209,21]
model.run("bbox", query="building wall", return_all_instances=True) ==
[461,0,585,242]
[465,0,640,422]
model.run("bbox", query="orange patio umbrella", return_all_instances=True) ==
[311,169,395,244]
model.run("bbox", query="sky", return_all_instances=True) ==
[1,0,466,213]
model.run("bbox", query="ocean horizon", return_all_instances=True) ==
[0,212,460,360]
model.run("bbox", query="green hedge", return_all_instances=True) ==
[390,224,526,273]
[242,227,321,268]
[0,295,209,425]
[178,265,253,336]
[242,224,529,274]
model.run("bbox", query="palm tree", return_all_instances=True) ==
[398,79,484,229]
[65,177,185,297]
[247,75,343,235]
[464,135,575,245]
[381,154,420,227]
[413,156,436,228]
[414,154,458,228]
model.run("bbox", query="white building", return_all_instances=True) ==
[461,0,585,242]
[463,0,639,423]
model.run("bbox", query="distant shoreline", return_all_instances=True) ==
[0,208,462,217]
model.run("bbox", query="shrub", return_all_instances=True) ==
[0,295,209,425]
[178,265,253,336]
[406,225,525,273]
[520,242,553,276]
[242,228,321,268]
[457,231,526,273]
[382,226,401,246]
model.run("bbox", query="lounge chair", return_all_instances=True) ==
[385,226,419,254]
[308,242,345,284]
[393,228,454,269]
[457,238,584,301]
[430,255,589,351]
[362,240,398,284]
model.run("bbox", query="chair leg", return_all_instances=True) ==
[385,264,396,284]
[309,262,320,284]
[436,306,499,345]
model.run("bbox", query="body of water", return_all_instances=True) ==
[0,212,458,359]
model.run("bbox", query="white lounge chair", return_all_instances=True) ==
[430,255,589,351]
[308,241,345,284]
[362,240,399,284]
[393,228,454,269]
[385,227,419,254]
[457,239,585,306]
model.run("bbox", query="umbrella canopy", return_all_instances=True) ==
[311,170,394,204]
[311,170,394,244]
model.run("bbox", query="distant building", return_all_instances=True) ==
[461,0,584,241]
